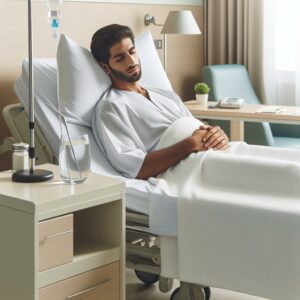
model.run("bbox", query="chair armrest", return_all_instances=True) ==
[270,123,300,138]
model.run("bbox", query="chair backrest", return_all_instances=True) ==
[203,64,260,104]
[202,64,275,146]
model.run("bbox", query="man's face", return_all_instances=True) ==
[106,37,142,83]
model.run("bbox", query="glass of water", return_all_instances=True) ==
[59,133,91,184]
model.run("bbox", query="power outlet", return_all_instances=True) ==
[154,39,163,49]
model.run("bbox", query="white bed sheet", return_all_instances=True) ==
[13,61,155,215]
[150,117,300,300]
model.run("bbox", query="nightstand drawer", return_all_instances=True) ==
[39,214,73,271]
[39,261,119,300]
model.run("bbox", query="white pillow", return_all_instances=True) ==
[57,35,111,126]
[20,59,58,107]
[137,31,172,91]
[57,30,172,127]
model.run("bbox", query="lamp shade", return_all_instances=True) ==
[161,10,201,35]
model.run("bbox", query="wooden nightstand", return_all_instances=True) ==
[0,164,125,300]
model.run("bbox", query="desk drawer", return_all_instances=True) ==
[39,214,73,271]
[39,261,119,300]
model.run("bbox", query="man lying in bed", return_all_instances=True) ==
[91,24,229,179]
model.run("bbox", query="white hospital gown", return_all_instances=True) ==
[92,87,192,178]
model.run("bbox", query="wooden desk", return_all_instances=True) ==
[185,100,300,141]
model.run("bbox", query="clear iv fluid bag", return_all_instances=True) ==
[46,0,63,39]
[46,0,63,9]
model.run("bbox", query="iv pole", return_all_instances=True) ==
[12,0,53,182]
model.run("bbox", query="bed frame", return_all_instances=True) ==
[2,103,211,300]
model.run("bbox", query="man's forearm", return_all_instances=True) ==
[136,137,196,180]
[135,125,229,180]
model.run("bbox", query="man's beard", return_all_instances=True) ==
[108,62,142,83]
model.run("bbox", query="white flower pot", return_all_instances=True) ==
[195,94,208,107]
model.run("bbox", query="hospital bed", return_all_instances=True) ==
[7,54,300,300]
[1,59,211,300]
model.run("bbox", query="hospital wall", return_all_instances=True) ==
[0,1,203,171]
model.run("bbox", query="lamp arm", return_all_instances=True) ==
[144,14,163,27]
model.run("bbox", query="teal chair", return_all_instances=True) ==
[202,64,300,148]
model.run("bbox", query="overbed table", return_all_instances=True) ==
[185,100,300,141]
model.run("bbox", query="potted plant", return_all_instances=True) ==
[193,82,210,106]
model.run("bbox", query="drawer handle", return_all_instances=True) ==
[45,229,73,240]
[66,279,111,299]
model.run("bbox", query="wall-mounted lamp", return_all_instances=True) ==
[144,11,201,71]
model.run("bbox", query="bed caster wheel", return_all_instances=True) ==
[171,286,206,300]
[188,284,210,300]
[134,270,159,285]
[170,285,211,300]
[170,287,181,300]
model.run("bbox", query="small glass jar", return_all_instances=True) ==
[12,143,29,171]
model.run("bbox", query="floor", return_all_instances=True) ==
[126,269,267,300]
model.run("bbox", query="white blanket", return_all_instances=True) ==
[149,117,300,300]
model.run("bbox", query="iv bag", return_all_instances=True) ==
[46,0,63,39]
[46,0,63,10]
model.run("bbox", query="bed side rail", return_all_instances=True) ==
[0,137,15,155]
[126,209,149,227]
[2,103,57,165]
[126,209,161,273]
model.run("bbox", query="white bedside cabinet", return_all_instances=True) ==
[0,164,125,300]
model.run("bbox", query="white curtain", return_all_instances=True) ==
[263,0,300,106]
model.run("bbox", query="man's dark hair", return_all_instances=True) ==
[91,24,135,64]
